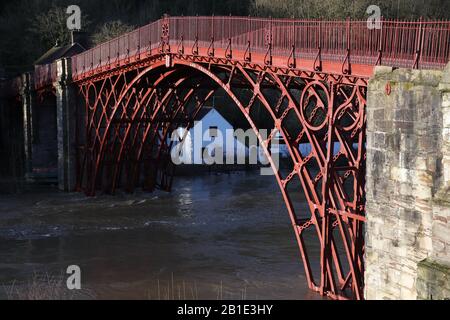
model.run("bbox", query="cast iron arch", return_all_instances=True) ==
[77,59,366,300]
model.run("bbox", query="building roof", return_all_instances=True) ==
[34,42,85,66]
[193,107,214,121]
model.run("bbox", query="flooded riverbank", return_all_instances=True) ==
[0,170,322,299]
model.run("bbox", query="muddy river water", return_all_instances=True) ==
[0,170,322,299]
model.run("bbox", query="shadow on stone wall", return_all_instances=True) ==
[0,81,25,193]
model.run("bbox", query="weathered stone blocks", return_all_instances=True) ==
[365,64,450,300]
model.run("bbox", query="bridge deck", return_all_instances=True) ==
[34,16,450,89]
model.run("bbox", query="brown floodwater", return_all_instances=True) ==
[0,170,323,300]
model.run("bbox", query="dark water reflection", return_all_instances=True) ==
[0,171,322,299]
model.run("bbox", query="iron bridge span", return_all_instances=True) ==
[34,15,450,300]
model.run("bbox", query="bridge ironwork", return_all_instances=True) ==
[33,16,450,300]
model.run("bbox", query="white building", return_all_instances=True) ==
[171,107,250,165]
[170,107,342,166]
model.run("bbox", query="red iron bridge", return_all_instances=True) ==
[33,15,450,300]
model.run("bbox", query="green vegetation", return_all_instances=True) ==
[0,0,448,72]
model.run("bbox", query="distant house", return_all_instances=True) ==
[170,107,342,166]
[278,138,342,160]
[265,132,318,160]
[34,41,85,66]
[172,107,250,165]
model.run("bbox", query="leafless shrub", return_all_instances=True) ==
[3,271,95,300]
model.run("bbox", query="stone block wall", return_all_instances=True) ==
[0,90,25,192]
[365,64,450,300]
[55,58,78,191]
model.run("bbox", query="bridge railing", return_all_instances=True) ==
[63,16,450,81]
[71,20,162,80]
[34,62,58,90]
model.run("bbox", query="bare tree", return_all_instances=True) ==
[250,0,450,19]
[92,20,135,46]
[29,6,71,48]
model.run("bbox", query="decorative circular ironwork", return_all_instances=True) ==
[385,81,391,95]
[334,85,361,132]
[299,81,330,131]
[86,83,98,111]
[78,61,367,301]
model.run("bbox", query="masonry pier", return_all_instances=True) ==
[365,64,450,299]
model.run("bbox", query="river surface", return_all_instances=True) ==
[0,170,322,300]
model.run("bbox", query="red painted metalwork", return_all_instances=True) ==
[34,63,58,91]
[36,15,450,300]
[33,16,450,91]
[75,61,368,300]
[68,16,450,83]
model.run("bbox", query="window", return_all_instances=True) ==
[208,126,218,137]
